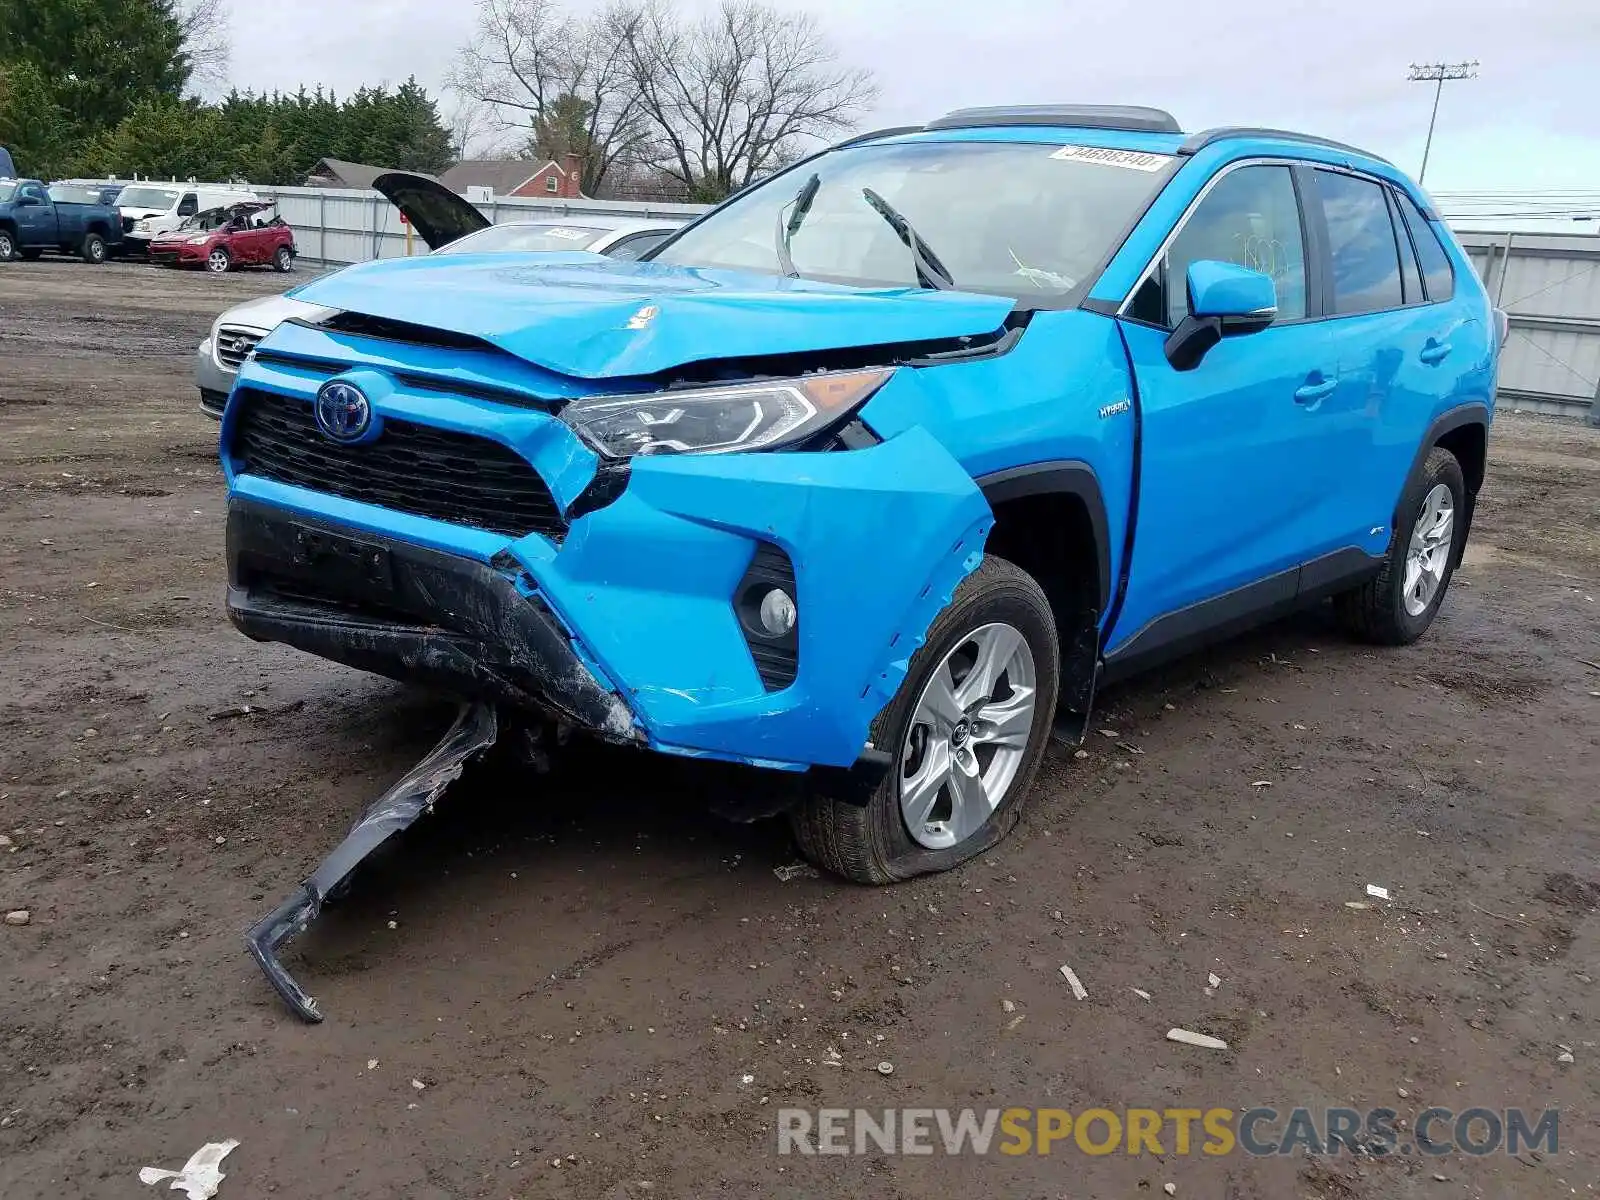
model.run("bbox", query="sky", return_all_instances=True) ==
[222,0,1600,206]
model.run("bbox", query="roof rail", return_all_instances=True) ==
[926,105,1182,134]
[1179,127,1390,164]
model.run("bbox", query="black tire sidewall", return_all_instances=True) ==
[1386,449,1467,640]
[858,562,1060,879]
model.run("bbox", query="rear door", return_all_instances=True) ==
[1305,168,1466,558]
[1112,161,1337,652]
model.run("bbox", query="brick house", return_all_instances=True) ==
[439,154,585,199]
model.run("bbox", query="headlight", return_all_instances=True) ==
[186,234,209,245]
[560,369,891,457]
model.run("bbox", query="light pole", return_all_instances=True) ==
[1408,61,1479,186]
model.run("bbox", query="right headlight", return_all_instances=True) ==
[560,368,891,458]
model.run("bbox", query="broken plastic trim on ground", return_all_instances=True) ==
[245,702,498,1022]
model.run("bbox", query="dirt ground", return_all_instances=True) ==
[1,260,1596,1200]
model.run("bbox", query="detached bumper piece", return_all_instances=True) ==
[246,701,498,1022]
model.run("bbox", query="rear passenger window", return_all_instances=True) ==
[1314,171,1404,314]
[1157,164,1308,327]
[1388,191,1424,304]
[1392,189,1455,302]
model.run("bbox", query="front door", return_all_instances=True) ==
[1110,162,1335,657]
[16,182,54,245]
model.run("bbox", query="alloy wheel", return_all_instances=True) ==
[207,250,229,273]
[899,622,1037,850]
[1403,482,1454,617]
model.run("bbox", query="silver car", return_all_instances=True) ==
[197,174,683,417]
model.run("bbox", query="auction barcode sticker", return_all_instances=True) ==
[1049,145,1171,171]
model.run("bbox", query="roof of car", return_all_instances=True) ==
[854,109,1414,203]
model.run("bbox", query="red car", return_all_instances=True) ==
[149,201,296,273]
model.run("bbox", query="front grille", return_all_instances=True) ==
[230,389,565,539]
[215,326,264,370]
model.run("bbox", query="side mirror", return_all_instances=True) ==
[1164,260,1278,371]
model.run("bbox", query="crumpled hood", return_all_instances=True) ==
[289,252,1015,380]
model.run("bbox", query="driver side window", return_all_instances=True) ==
[1133,165,1308,328]
[177,192,199,217]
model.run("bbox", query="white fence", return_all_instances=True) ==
[252,183,708,266]
[1459,230,1600,419]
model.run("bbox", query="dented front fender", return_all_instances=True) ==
[518,425,991,769]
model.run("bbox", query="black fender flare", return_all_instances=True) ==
[1396,402,1490,564]
[975,460,1112,614]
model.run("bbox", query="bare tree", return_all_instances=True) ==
[444,97,511,161]
[447,0,652,195]
[178,0,232,98]
[620,0,877,201]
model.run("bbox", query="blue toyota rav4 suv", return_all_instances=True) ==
[222,105,1499,886]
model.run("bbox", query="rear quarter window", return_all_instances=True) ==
[1393,189,1455,302]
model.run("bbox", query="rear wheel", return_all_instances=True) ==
[272,246,294,273]
[80,232,107,264]
[1334,446,1466,644]
[206,247,231,274]
[790,555,1060,884]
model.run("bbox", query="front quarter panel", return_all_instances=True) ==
[521,424,992,768]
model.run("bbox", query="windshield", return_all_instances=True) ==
[0,183,15,202]
[435,223,607,255]
[178,207,231,232]
[653,139,1175,299]
[48,184,102,204]
[118,186,181,209]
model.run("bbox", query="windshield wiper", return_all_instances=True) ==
[860,187,954,291]
[774,172,820,278]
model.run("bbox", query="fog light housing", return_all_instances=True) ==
[734,543,799,691]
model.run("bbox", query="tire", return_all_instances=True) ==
[790,555,1061,884]
[0,230,15,261]
[206,247,231,274]
[1334,446,1466,645]
[19,248,42,261]
[272,246,294,273]
[80,232,107,264]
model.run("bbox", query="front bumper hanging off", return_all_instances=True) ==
[245,701,499,1022]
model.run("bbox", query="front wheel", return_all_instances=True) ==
[0,230,16,261]
[790,555,1060,884]
[1334,446,1466,644]
[80,232,107,264]
[272,246,295,273]
[206,247,231,274]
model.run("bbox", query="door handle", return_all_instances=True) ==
[1420,340,1452,365]
[1293,377,1337,404]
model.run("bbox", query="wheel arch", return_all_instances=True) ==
[1399,403,1489,568]
[976,461,1110,725]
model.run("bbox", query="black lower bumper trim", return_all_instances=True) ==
[246,701,498,1021]
[226,498,637,739]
